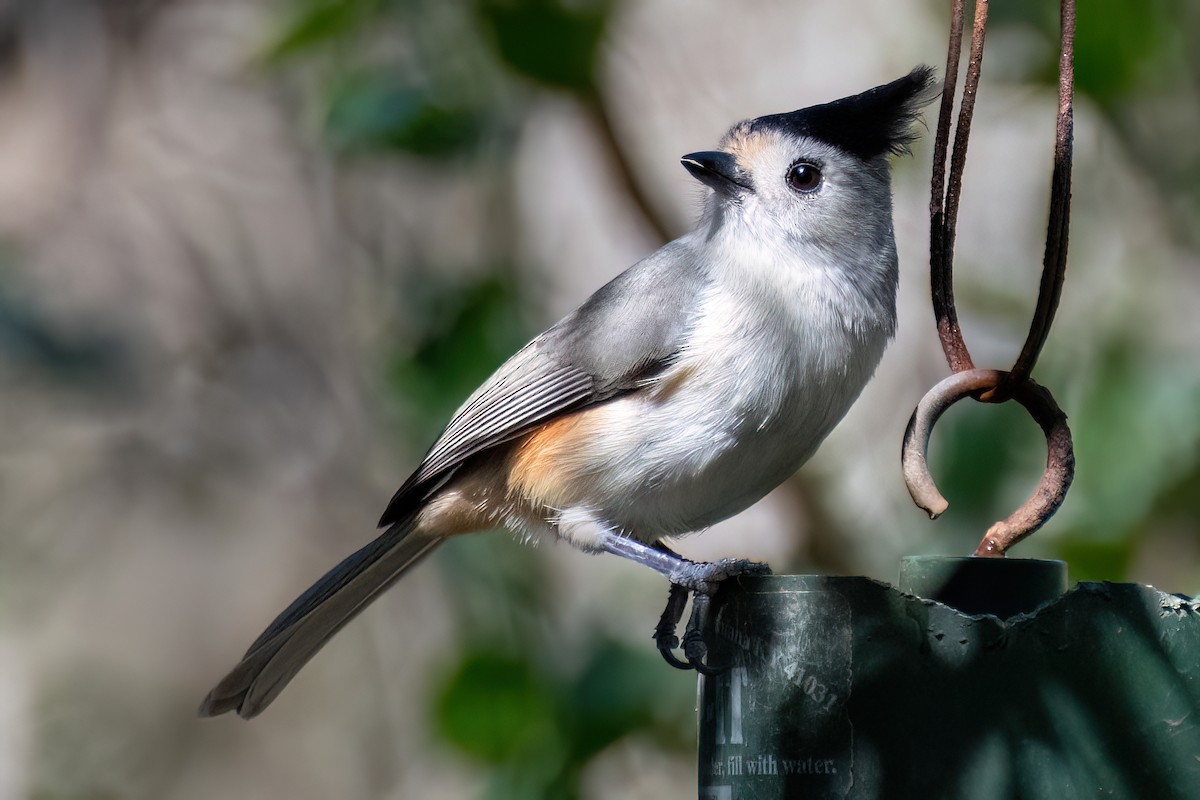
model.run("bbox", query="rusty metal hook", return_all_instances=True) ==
[909,0,1077,555]
[902,369,1075,557]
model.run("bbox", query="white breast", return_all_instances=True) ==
[562,255,892,542]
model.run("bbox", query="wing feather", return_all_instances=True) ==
[378,238,707,527]
[415,364,595,480]
[378,344,599,525]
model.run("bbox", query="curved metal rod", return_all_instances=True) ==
[929,0,991,374]
[928,0,972,373]
[989,0,1076,401]
[901,369,1075,557]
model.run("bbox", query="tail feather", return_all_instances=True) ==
[199,519,442,719]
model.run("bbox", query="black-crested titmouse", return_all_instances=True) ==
[201,66,940,719]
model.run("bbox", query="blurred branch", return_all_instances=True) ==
[785,474,861,576]
[581,96,675,244]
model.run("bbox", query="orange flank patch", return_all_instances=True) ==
[507,410,600,509]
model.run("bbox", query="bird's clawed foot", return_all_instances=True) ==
[653,557,771,674]
[593,533,770,673]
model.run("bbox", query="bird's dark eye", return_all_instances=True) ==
[787,162,822,194]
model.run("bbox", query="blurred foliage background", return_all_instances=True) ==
[0,0,1195,797]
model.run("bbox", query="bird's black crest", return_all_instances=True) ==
[749,66,940,161]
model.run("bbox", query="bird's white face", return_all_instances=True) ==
[714,123,896,265]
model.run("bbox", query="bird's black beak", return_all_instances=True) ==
[680,151,753,195]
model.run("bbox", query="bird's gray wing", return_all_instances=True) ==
[379,239,705,525]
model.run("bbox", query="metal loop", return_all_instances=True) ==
[901,369,1075,557]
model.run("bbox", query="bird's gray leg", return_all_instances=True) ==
[596,532,771,672]
[596,533,771,591]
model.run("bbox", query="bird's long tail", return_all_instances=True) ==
[199,517,441,719]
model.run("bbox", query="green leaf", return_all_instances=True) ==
[475,0,610,93]
[1065,345,1200,539]
[990,0,1173,106]
[326,74,484,157]
[1056,539,1135,584]
[264,0,377,63]
[434,649,564,765]
[385,272,530,443]
[564,638,690,761]
[928,398,1044,551]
